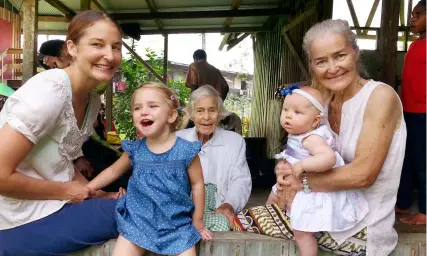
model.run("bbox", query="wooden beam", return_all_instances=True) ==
[363,0,380,34]
[37,15,69,22]
[355,33,416,41]
[38,24,248,37]
[218,0,241,51]
[399,0,405,26]
[407,0,413,26]
[91,0,105,11]
[22,0,38,84]
[140,26,267,35]
[282,6,316,34]
[283,32,309,80]
[145,0,164,31]
[346,0,362,35]
[378,0,400,89]
[44,0,75,17]
[318,0,334,21]
[122,41,164,82]
[226,33,250,51]
[351,26,380,30]
[163,34,168,83]
[80,0,91,11]
[37,30,68,35]
[110,8,289,20]
[218,33,231,51]
[224,0,240,27]
[405,0,413,50]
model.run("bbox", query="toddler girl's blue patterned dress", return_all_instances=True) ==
[116,137,202,255]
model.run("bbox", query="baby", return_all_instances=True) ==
[268,85,369,256]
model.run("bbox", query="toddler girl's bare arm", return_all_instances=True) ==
[87,153,131,191]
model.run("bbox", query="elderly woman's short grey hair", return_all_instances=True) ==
[186,85,230,120]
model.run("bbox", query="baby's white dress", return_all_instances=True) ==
[275,125,369,238]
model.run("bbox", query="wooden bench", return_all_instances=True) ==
[69,232,426,256]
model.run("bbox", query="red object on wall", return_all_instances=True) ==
[0,19,13,80]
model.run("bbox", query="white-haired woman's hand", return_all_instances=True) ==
[275,160,293,189]
[275,160,304,208]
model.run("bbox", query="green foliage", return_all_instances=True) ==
[242,116,251,137]
[224,93,252,137]
[237,72,249,81]
[168,78,191,105]
[113,44,190,140]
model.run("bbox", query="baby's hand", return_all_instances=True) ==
[292,161,304,178]
[193,220,213,241]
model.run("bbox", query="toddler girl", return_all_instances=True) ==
[88,82,212,256]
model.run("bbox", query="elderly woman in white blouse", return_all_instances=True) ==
[176,85,252,230]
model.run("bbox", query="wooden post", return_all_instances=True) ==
[378,0,400,89]
[105,81,113,132]
[318,0,334,21]
[80,0,91,11]
[405,0,413,51]
[346,0,362,35]
[22,0,38,84]
[363,0,380,35]
[163,34,168,84]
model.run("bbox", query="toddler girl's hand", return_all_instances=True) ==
[95,187,127,199]
[193,220,213,241]
[117,187,126,198]
[198,227,213,241]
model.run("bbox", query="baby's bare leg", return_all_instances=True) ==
[112,235,145,256]
[176,246,197,256]
[293,230,317,256]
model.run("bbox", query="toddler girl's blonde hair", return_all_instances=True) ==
[131,82,183,132]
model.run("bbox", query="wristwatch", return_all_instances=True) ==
[302,172,312,194]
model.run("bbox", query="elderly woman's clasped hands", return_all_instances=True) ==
[273,160,304,207]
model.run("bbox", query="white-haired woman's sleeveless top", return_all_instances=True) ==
[328,80,406,256]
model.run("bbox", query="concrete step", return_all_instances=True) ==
[69,232,426,256]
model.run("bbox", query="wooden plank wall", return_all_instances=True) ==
[249,1,319,157]
[0,7,21,49]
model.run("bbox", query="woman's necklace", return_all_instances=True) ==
[329,77,363,134]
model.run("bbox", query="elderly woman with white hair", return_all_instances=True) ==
[234,19,406,256]
[176,85,252,231]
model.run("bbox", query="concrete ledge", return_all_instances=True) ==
[69,232,426,256]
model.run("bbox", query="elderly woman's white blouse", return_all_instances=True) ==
[0,69,100,230]
[176,127,252,212]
